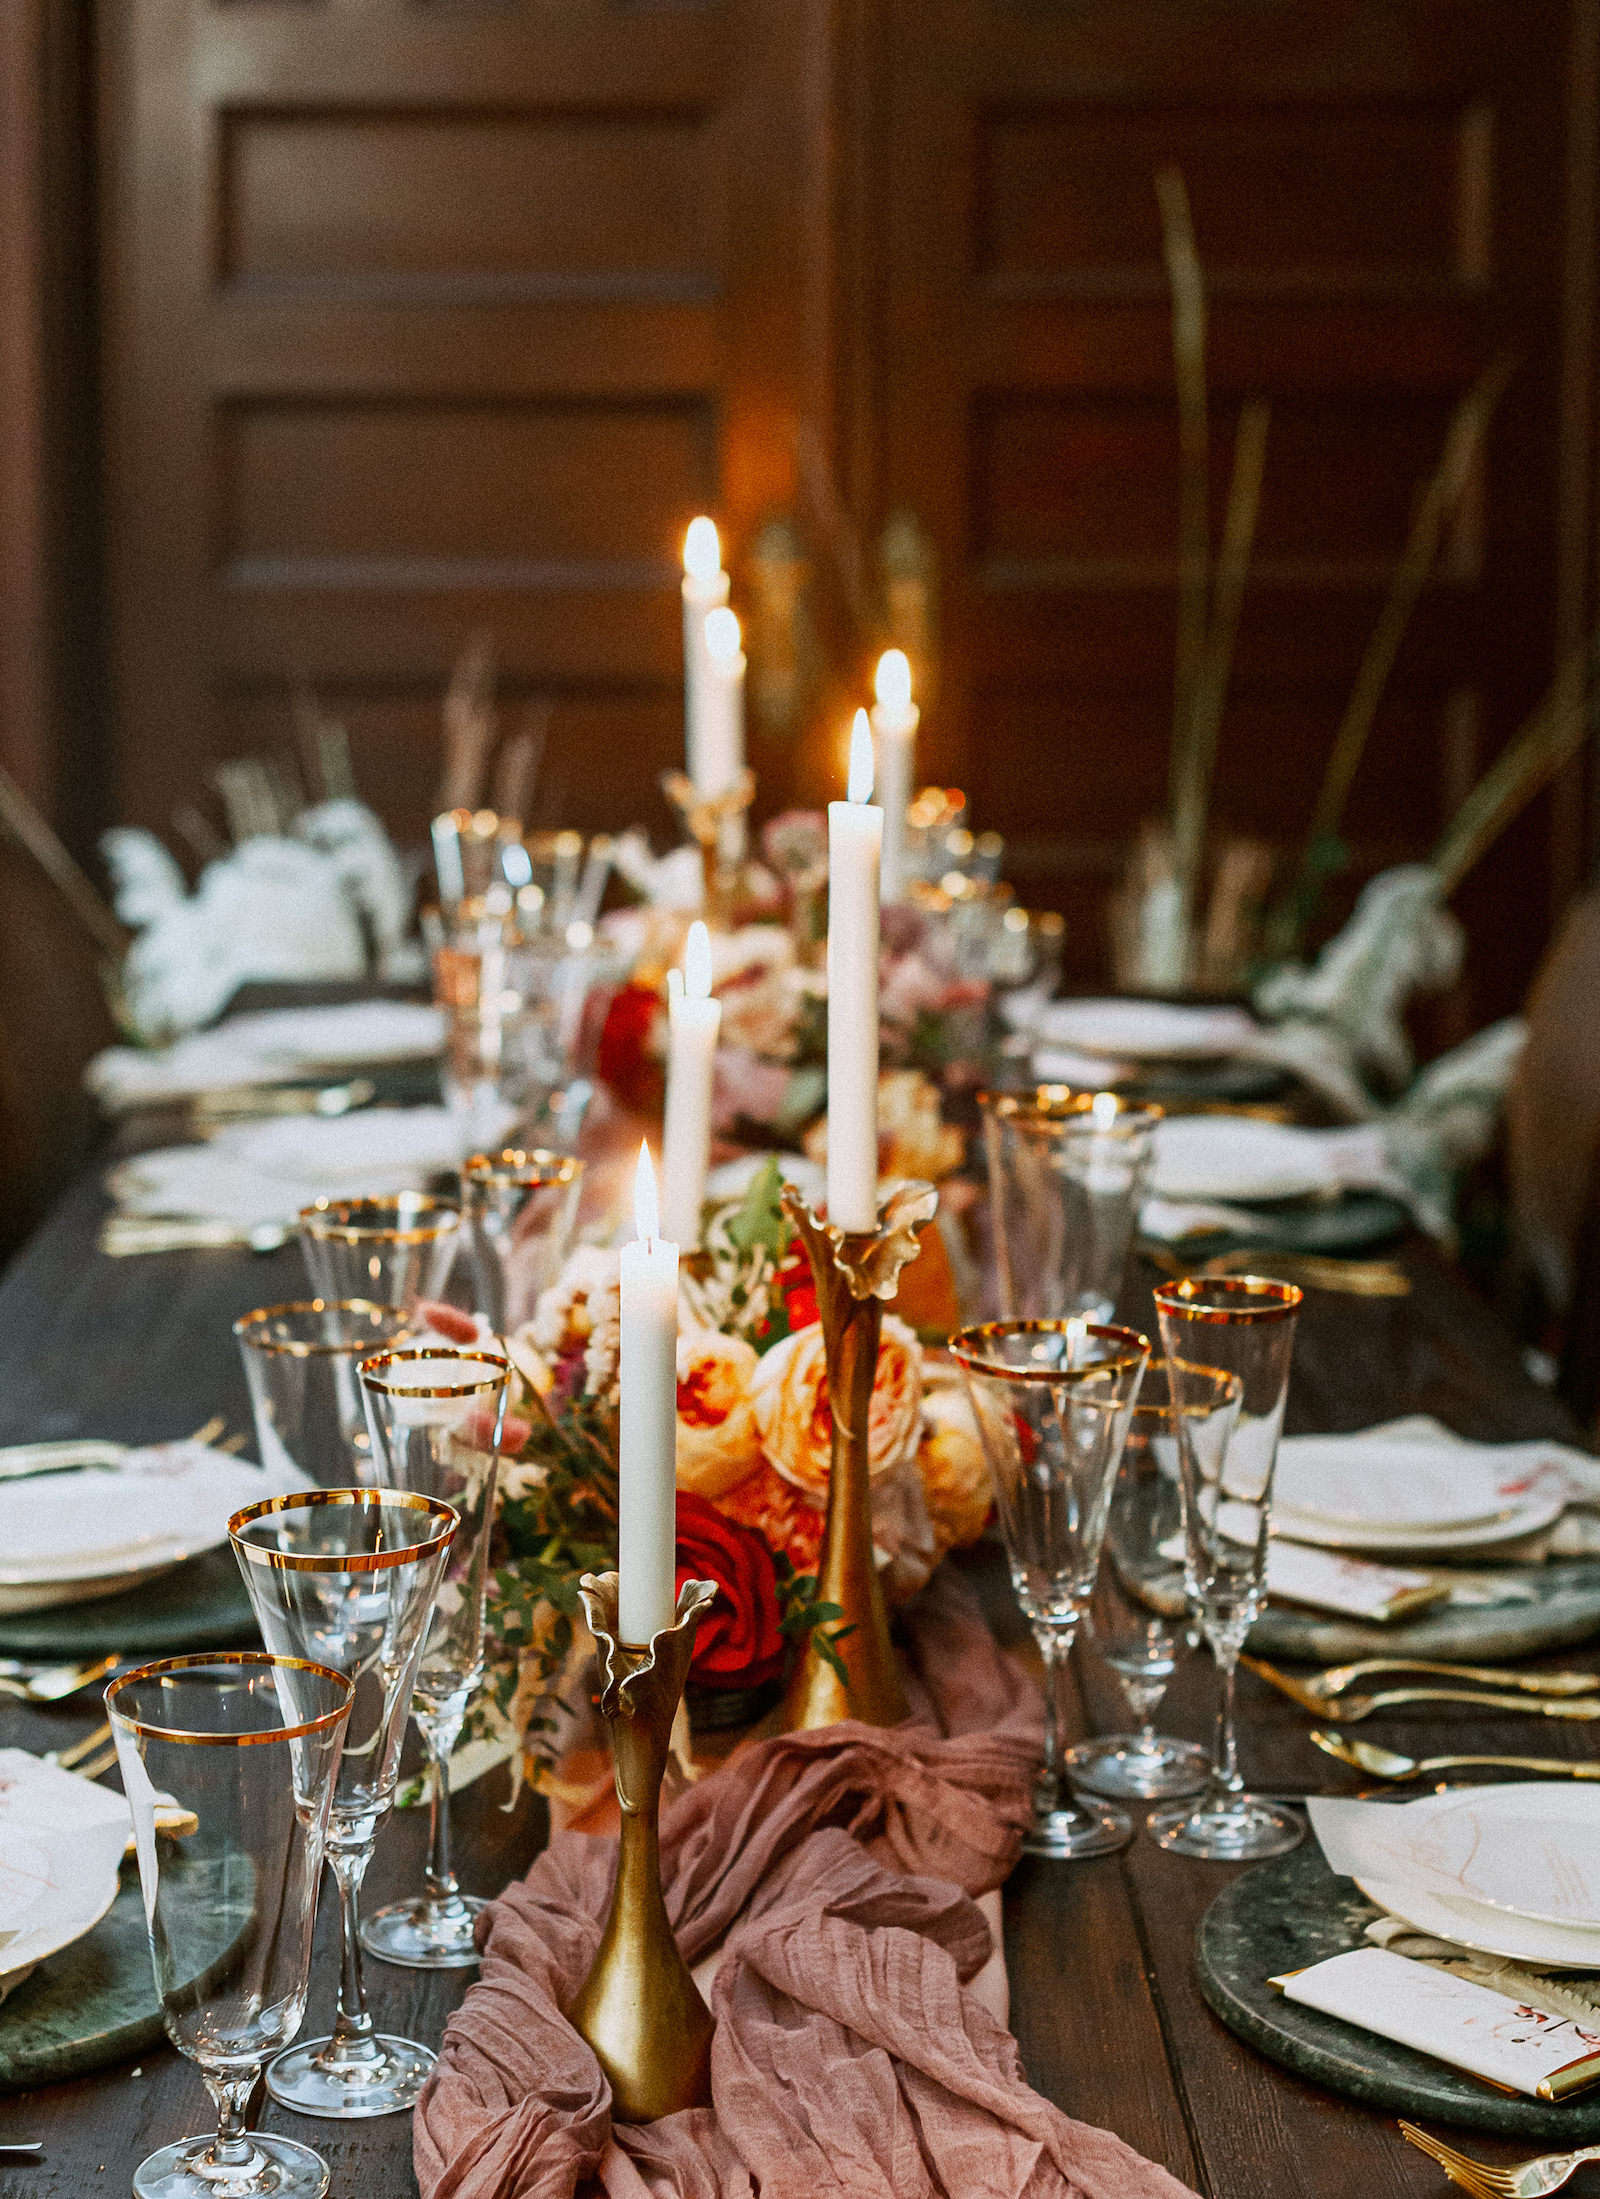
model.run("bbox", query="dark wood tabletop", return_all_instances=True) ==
[0,1165,1595,2199]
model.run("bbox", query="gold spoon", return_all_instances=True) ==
[1310,1730,1600,1781]
[1240,1660,1600,1723]
[1242,1652,1599,1703]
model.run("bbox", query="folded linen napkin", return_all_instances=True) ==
[88,1001,446,1112]
[416,1567,1196,2199]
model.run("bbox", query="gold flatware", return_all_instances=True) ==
[188,1414,226,1446]
[1400,2119,1600,2196]
[1243,1653,1599,1703]
[0,1654,121,1703]
[100,1218,291,1257]
[191,1077,375,1126]
[1240,1659,1600,1724]
[1310,1731,1600,1782]
[1202,1248,1411,1297]
[44,1722,113,1771]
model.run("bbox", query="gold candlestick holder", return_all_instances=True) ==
[661,768,756,929]
[567,1571,718,2122]
[779,1178,938,1732]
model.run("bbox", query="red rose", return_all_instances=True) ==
[675,1490,785,1688]
[597,981,667,1113]
[774,1246,820,1334]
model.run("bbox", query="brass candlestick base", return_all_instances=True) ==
[779,1179,938,1732]
[661,768,756,928]
[567,1571,718,2122]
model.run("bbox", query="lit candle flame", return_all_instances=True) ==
[634,1141,661,1246]
[704,606,742,664]
[874,649,913,712]
[847,709,875,804]
[683,517,721,584]
[1092,1091,1118,1131]
[684,919,713,1001]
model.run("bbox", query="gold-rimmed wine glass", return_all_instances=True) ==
[228,1489,455,2119]
[107,1652,354,2199]
[1148,1276,1304,1861]
[460,1147,583,1332]
[297,1195,462,1312]
[949,1318,1150,1858]
[234,1300,414,1487]
[356,1347,511,1970]
[979,1087,1162,1323]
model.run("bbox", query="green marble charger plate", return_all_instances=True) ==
[0,1549,257,1658]
[0,1860,249,2091]
[1197,1843,1600,2139]
[1250,1560,1600,1664]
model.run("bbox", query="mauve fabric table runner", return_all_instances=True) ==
[416,1569,1198,2199]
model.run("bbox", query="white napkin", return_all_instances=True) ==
[1014,997,1260,1061]
[0,1441,312,1580]
[106,1103,513,1229]
[88,1001,445,1112]
[0,1751,130,1989]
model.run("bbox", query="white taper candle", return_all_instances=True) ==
[871,649,919,906]
[661,920,721,1248]
[827,711,882,1232]
[681,519,731,796]
[618,1143,680,1644]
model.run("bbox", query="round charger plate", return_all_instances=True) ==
[1248,1560,1600,1665]
[1144,1190,1410,1265]
[0,1548,257,1658]
[1196,1842,1600,2140]
[0,1861,249,2091]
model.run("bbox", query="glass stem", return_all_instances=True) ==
[418,1709,465,1912]
[1210,1645,1244,1803]
[200,2071,262,2171]
[1037,1627,1077,1810]
[326,1846,382,2067]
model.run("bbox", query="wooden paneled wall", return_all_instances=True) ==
[96,0,1600,1020]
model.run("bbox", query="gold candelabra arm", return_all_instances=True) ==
[566,1571,718,2122]
[776,1180,938,1733]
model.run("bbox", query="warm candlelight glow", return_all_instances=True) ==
[634,1141,661,1246]
[1092,1091,1119,1131]
[874,649,913,712]
[847,709,875,804]
[704,606,741,665]
[683,918,713,1000]
[683,517,721,583]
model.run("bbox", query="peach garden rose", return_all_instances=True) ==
[748,1311,924,1500]
[675,1329,765,1500]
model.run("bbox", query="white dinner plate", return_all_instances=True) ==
[1025,998,1260,1062]
[1273,1437,1550,1534]
[1415,1786,1600,1928]
[1265,1485,1566,1555]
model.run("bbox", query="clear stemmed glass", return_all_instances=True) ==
[107,1652,354,2199]
[980,1088,1162,1323]
[949,1318,1151,1858]
[356,1348,511,1970]
[228,1489,456,2118]
[1148,1276,1304,1861]
[298,1195,462,1311]
[461,1148,584,1333]
[1066,1359,1220,1801]
[234,1300,414,1488]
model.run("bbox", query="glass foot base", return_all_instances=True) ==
[134,2131,329,2199]
[1022,1794,1132,1860]
[264,2032,435,2120]
[1147,1794,1305,1861]
[1067,1733,1209,1801]
[361,1892,486,1970]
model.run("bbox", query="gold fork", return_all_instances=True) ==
[1400,2119,1600,2196]
[1243,1653,1599,1703]
[1238,1658,1600,1724]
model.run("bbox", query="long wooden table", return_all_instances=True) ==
[0,1164,1594,2197]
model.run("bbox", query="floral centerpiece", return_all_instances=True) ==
[442,1157,991,1794]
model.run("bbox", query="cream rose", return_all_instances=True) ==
[749,1313,923,1500]
[674,1330,764,1499]
[916,1384,992,1552]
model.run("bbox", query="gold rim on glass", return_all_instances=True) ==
[233,1299,412,1356]
[229,1487,458,1571]
[357,1347,510,1397]
[977,1086,1164,1132]
[1152,1276,1304,1324]
[948,1318,1151,1382]
[462,1148,583,1189]
[298,1196,462,1245]
[1127,1356,1242,1421]
[106,1650,354,1747]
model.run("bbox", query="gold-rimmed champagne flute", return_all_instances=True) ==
[1149,1276,1304,1861]
[297,1195,462,1311]
[107,1652,354,2199]
[234,1300,414,1487]
[356,1348,511,1970]
[228,1489,455,2119]
[949,1318,1150,1859]
[460,1148,583,1333]
[979,1088,1162,1323]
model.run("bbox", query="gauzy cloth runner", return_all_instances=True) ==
[417,1567,1197,2199]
